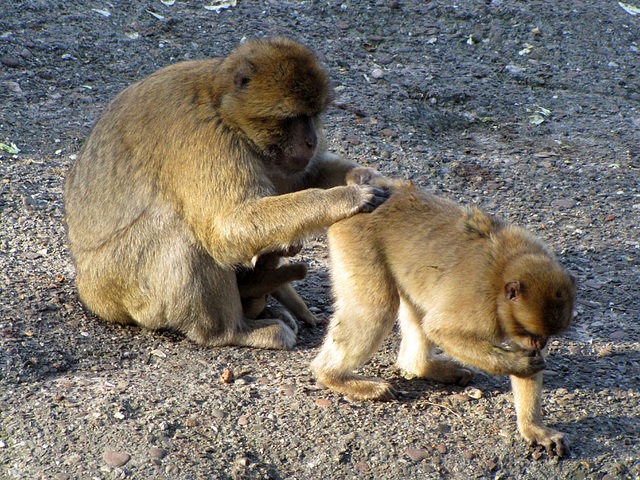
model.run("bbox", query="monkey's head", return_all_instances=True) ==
[214,37,333,175]
[498,254,575,351]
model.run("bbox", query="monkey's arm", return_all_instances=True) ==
[428,331,545,377]
[510,353,568,457]
[200,184,389,265]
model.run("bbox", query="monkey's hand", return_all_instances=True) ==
[521,423,569,458]
[353,185,391,213]
[490,347,546,377]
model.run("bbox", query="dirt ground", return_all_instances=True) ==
[1,0,639,479]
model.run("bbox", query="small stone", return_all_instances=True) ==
[66,453,82,464]
[3,81,22,94]
[380,128,398,138]
[484,459,497,471]
[54,474,70,480]
[150,458,162,466]
[185,415,199,427]
[19,48,33,59]
[406,448,430,461]
[336,20,349,30]
[375,54,393,65]
[462,450,474,460]
[371,68,384,79]
[602,475,615,480]
[211,408,225,419]
[219,368,234,383]
[237,456,249,467]
[551,199,576,209]
[452,393,470,402]
[256,377,269,385]
[166,465,180,474]
[604,214,616,222]
[1,56,20,68]
[531,27,542,36]
[315,398,332,407]
[281,388,295,396]
[609,330,625,341]
[238,415,249,426]
[103,451,131,467]
[388,0,400,9]
[436,444,448,454]
[149,447,167,459]
[354,461,370,471]
[465,387,482,399]
[346,134,360,145]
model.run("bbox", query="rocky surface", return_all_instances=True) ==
[1,0,639,478]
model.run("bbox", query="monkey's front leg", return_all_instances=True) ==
[510,362,569,457]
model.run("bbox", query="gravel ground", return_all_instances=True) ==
[1,1,639,479]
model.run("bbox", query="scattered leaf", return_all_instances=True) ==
[619,1,640,15]
[147,10,165,19]
[204,0,237,12]
[91,9,111,17]
[0,142,20,154]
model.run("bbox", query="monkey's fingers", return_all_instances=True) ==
[359,186,391,213]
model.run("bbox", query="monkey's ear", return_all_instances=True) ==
[234,65,254,90]
[505,281,520,301]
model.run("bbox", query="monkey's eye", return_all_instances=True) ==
[555,290,563,299]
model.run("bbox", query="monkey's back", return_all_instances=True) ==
[64,56,250,254]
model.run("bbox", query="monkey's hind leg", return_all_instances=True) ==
[396,298,473,385]
[311,223,399,400]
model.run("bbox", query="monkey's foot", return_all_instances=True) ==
[521,424,569,458]
[260,306,299,335]
[396,357,474,386]
[316,373,397,401]
[234,318,297,350]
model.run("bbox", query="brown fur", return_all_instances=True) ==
[64,37,388,349]
[311,181,575,456]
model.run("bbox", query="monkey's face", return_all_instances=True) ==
[214,38,332,175]
[500,255,576,351]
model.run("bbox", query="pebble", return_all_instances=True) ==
[238,415,249,426]
[315,398,332,407]
[354,461,370,471]
[406,447,430,461]
[451,393,470,402]
[435,444,448,454]
[371,68,384,79]
[346,134,360,145]
[462,450,474,460]
[336,20,349,30]
[166,465,180,474]
[149,447,168,459]
[609,330,626,341]
[66,453,82,464]
[375,54,393,65]
[211,408,225,419]
[54,474,70,480]
[103,451,131,467]
[219,368,234,383]
[0,56,20,68]
[185,415,200,427]
[380,128,398,138]
[465,387,483,399]
[256,377,270,385]
[551,199,576,209]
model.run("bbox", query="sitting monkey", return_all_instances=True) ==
[311,180,575,457]
[64,37,388,349]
